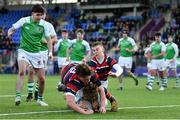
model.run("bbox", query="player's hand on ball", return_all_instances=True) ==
[99,107,106,113]
[84,109,94,114]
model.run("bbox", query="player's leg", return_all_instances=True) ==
[146,68,156,91]
[126,68,138,85]
[157,59,167,91]
[125,57,138,86]
[158,70,166,91]
[170,61,179,88]
[36,68,48,106]
[104,87,118,112]
[34,80,39,100]
[26,66,35,102]
[117,56,125,90]
[15,60,28,106]
[172,68,179,88]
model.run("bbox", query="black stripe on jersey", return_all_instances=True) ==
[107,56,116,67]
[71,80,84,90]
[65,88,76,95]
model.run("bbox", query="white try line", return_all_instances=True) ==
[0,95,26,98]
[0,104,180,117]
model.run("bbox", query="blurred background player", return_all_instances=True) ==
[146,33,166,91]
[8,4,52,106]
[54,29,71,79]
[26,10,57,102]
[66,28,91,64]
[116,30,138,90]
[165,35,179,88]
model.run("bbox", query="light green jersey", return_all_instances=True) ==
[118,37,137,57]
[165,42,178,60]
[12,16,50,53]
[150,41,166,59]
[69,39,90,61]
[54,38,71,57]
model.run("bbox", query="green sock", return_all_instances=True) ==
[35,83,39,92]
[38,95,43,101]
[27,81,34,94]
[16,92,21,97]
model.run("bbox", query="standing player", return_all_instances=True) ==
[26,11,57,102]
[66,28,91,63]
[8,5,52,106]
[117,30,138,90]
[165,35,179,88]
[88,41,123,88]
[58,63,106,114]
[146,33,166,91]
[54,29,71,75]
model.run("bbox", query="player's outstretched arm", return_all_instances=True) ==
[8,27,15,38]
[65,95,94,115]
[98,85,106,113]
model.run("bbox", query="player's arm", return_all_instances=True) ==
[65,94,94,114]
[54,40,60,52]
[82,50,91,63]
[47,37,53,59]
[151,43,165,59]
[126,38,138,53]
[82,42,91,63]
[8,27,16,38]
[8,17,25,38]
[173,44,179,59]
[144,48,151,58]
[66,47,71,62]
[66,40,73,62]
[98,85,106,113]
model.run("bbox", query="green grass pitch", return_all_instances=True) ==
[0,74,180,119]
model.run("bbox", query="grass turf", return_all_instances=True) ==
[0,74,180,119]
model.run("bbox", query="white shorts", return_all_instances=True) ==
[118,56,133,69]
[147,62,152,70]
[75,89,83,103]
[71,60,83,64]
[100,80,108,89]
[40,50,48,67]
[58,57,69,68]
[18,49,44,68]
[151,59,166,71]
[165,59,177,69]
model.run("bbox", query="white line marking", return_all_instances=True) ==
[0,104,180,117]
[0,95,26,98]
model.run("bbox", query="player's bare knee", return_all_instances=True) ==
[18,71,25,77]
[39,76,45,83]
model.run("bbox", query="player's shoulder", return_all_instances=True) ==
[82,40,89,45]
[19,16,30,23]
[160,41,166,46]
[172,42,178,47]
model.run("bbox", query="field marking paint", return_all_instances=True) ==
[0,104,180,117]
[0,95,26,98]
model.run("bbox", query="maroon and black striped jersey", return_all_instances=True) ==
[61,63,101,96]
[88,54,117,81]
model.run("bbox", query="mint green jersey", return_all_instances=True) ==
[150,41,166,59]
[69,39,90,61]
[54,38,70,57]
[12,16,50,53]
[165,42,178,60]
[118,37,137,57]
